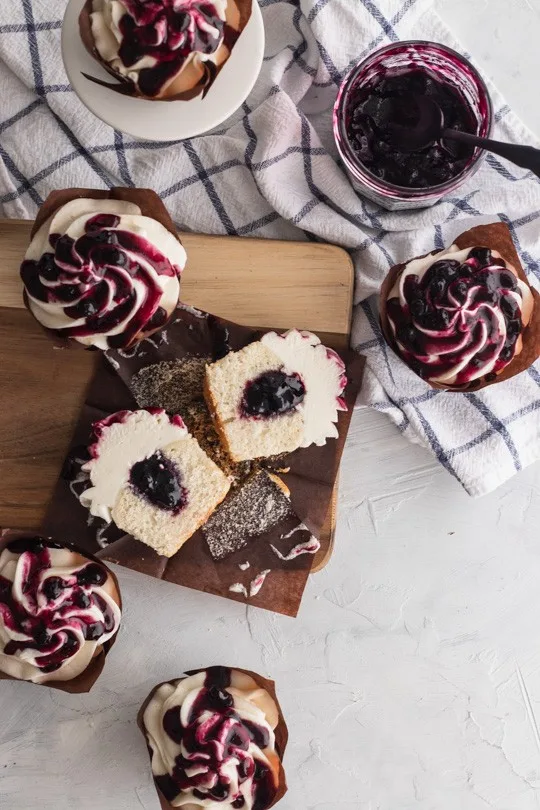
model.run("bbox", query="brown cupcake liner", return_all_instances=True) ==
[79,0,253,102]
[23,187,184,351]
[137,667,288,810]
[379,221,540,392]
[0,529,122,693]
[42,308,364,617]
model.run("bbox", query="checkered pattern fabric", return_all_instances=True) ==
[1,1,539,496]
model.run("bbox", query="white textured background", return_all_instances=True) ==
[3,2,540,809]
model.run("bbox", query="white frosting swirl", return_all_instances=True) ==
[0,539,121,683]
[386,245,534,386]
[143,668,281,809]
[21,198,185,350]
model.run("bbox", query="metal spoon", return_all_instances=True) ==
[389,94,540,177]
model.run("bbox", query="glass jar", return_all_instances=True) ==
[333,41,493,211]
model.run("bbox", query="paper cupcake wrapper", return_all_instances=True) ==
[23,187,184,351]
[137,667,288,810]
[42,307,364,617]
[79,0,253,101]
[379,221,540,392]
[0,529,122,693]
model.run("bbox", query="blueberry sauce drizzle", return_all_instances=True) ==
[157,667,278,809]
[386,248,526,385]
[20,213,181,349]
[242,371,305,418]
[346,68,476,188]
[130,451,187,514]
[0,537,116,673]
[117,0,226,97]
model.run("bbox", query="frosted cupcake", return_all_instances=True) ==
[20,188,186,350]
[139,666,288,809]
[80,0,253,100]
[380,223,540,391]
[0,532,121,688]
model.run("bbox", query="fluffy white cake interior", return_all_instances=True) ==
[205,342,304,462]
[112,435,230,558]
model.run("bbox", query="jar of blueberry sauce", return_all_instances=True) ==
[333,41,493,211]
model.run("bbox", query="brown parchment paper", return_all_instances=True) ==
[79,0,253,101]
[137,667,288,810]
[379,221,540,392]
[42,307,364,617]
[0,529,122,693]
[23,187,184,350]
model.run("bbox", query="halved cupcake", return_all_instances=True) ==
[204,330,348,461]
[79,408,230,557]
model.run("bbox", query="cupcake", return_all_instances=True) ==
[139,666,287,809]
[204,329,348,461]
[20,188,186,350]
[380,223,540,391]
[79,408,231,557]
[0,532,121,688]
[80,0,253,101]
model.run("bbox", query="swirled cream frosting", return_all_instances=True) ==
[385,245,534,386]
[20,198,185,350]
[90,0,236,99]
[0,535,121,683]
[142,667,282,809]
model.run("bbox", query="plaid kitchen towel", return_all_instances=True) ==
[0,1,539,497]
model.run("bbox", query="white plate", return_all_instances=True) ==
[61,0,265,142]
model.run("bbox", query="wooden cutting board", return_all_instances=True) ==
[0,219,354,571]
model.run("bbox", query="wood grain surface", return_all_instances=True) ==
[0,219,354,570]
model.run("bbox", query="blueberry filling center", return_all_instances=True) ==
[241,371,306,418]
[130,451,187,513]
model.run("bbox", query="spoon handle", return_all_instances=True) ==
[443,129,540,177]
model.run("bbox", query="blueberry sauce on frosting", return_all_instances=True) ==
[143,667,281,809]
[90,0,230,98]
[20,198,185,349]
[386,245,534,386]
[0,536,120,683]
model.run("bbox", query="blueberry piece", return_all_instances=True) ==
[85,622,104,641]
[75,591,91,609]
[77,564,107,587]
[469,247,491,266]
[33,625,50,647]
[409,298,425,317]
[43,577,64,601]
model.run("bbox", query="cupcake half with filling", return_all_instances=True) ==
[0,532,121,689]
[80,0,253,101]
[20,188,186,350]
[139,666,288,809]
[79,408,230,558]
[204,329,348,461]
[380,223,540,391]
